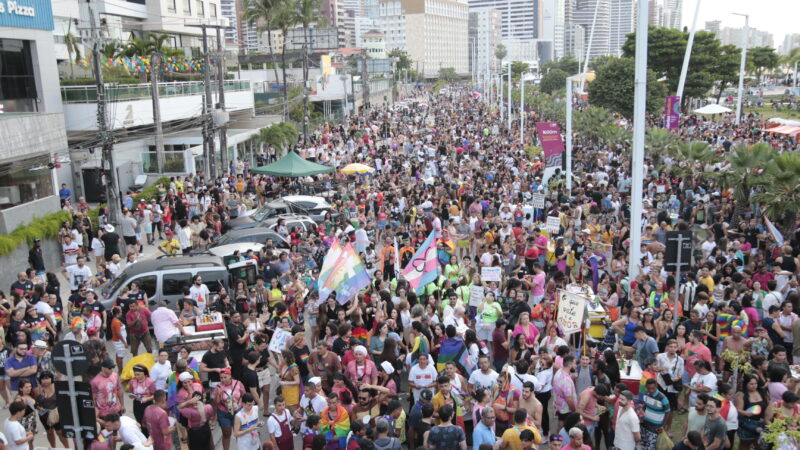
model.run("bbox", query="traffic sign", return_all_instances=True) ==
[665,230,693,273]
[52,340,89,376]
[56,381,97,440]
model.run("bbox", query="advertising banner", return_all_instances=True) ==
[665,96,681,130]
[536,122,565,168]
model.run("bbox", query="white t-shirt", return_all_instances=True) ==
[236,406,261,450]
[189,284,211,312]
[91,237,105,257]
[66,264,93,291]
[614,407,641,450]
[689,372,718,406]
[150,361,172,390]
[468,369,499,392]
[408,363,438,402]
[299,394,327,433]
[267,409,292,439]
[63,242,80,265]
[119,416,152,449]
[35,302,55,324]
[4,419,26,450]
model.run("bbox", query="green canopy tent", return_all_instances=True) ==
[251,151,334,177]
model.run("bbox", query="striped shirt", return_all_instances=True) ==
[641,389,670,426]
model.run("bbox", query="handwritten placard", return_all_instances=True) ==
[557,290,587,335]
[545,216,561,234]
[481,267,502,282]
[531,193,545,209]
[269,328,292,353]
[469,285,485,307]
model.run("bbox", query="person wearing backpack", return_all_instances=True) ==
[373,418,401,450]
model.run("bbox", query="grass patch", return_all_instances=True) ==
[747,106,800,120]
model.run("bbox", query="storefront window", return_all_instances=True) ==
[0,155,54,208]
[0,39,37,113]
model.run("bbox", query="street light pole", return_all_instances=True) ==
[676,0,701,105]
[520,74,525,143]
[733,13,749,125]
[629,0,649,281]
[565,74,580,192]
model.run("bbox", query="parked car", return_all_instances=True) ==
[209,229,290,249]
[228,198,338,230]
[100,254,258,310]
[262,214,317,234]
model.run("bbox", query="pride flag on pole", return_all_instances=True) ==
[401,231,440,294]
[764,216,784,246]
[317,240,372,304]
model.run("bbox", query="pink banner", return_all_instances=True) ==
[665,96,681,130]
[536,122,565,169]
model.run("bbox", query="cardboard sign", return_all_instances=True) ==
[531,193,546,209]
[557,290,587,335]
[545,216,561,234]
[269,328,292,353]
[469,285,485,307]
[481,267,502,282]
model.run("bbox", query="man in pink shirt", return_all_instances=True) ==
[531,264,546,305]
[533,228,548,267]
[143,390,173,450]
[683,330,712,379]
[150,302,189,346]
[91,359,125,417]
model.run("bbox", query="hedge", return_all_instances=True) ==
[0,210,73,257]
[135,177,170,203]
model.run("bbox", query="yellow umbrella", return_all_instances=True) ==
[340,163,375,175]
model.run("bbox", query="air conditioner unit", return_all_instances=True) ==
[0,186,21,204]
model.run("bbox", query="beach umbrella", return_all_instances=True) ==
[340,163,376,175]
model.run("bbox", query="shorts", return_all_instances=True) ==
[257,369,271,387]
[113,340,127,359]
[124,236,137,246]
[557,411,572,423]
[39,412,62,431]
[457,239,470,249]
[306,314,318,327]
[377,221,387,229]
[477,322,494,341]
[217,410,235,428]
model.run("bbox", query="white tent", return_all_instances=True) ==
[694,104,732,114]
[768,118,800,127]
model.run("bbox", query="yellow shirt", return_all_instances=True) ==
[432,391,464,423]
[500,425,542,449]
[699,276,715,291]
[159,238,180,255]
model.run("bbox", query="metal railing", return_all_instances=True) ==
[60,80,251,104]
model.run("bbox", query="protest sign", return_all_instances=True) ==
[481,267,502,282]
[545,216,561,234]
[531,193,545,209]
[557,290,587,335]
[469,285,485,307]
[269,328,292,353]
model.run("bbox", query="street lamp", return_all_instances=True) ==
[520,73,534,143]
[565,73,581,192]
[733,13,749,125]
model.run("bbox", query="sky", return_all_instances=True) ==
[681,0,800,49]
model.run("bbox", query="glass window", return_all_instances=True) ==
[196,0,205,16]
[211,4,217,17]
[0,155,55,207]
[0,39,37,112]
[162,272,192,296]
[196,270,226,294]
[168,0,177,12]
[134,275,157,298]
[183,0,191,14]
[141,151,186,174]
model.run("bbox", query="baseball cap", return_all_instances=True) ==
[420,389,433,402]
[101,359,116,369]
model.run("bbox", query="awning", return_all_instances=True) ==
[251,151,334,177]
[766,125,800,135]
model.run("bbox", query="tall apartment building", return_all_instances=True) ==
[664,0,680,29]
[717,26,774,49]
[704,20,720,35]
[468,0,542,41]
[608,0,634,56]
[780,34,800,56]
[571,0,610,62]
[469,8,502,74]
[378,0,406,51]
[542,0,566,59]
[381,0,468,77]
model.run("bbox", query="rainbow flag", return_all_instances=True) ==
[317,240,372,305]
[402,231,440,294]
[717,313,749,338]
[321,406,351,448]
[436,337,466,372]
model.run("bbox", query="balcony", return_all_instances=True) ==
[60,81,254,132]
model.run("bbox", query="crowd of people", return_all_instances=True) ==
[3,84,799,450]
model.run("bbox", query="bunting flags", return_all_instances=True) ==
[317,239,372,304]
[401,230,440,294]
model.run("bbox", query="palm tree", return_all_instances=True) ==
[716,143,775,228]
[244,0,283,116]
[574,106,613,143]
[645,128,679,163]
[754,151,800,238]
[670,141,717,180]
[272,0,298,120]
[101,41,123,59]
[64,32,82,79]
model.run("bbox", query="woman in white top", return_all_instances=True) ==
[535,354,555,439]
[539,324,568,355]
[149,350,173,391]
[234,393,262,450]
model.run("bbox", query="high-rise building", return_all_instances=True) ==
[469,9,502,75]
[704,20,721,35]
[609,0,634,56]
[646,0,679,28]
[717,26,774,49]
[378,0,406,51]
[571,0,610,62]
[381,0,468,77]
[468,0,542,41]
[780,34,800,56]
[664,0,681,29]
[542,0,567,59]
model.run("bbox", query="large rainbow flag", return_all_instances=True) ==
[436,337,467,372]
[717,312,749,338]
[317,239,372,305]
[321,406,351,448]
[402,231,440,294]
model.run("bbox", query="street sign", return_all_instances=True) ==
[665,230,693,273]
[56,381,97,440]
[52,340,89,376]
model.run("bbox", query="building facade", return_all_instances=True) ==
[468,9,501,76]
[716,26,774,49]
[780,33,800,56]
[571,0,610,62]
[608,0,634,56]
[468,0,542,42]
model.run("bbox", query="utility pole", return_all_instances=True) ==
[88,6,121,227]
[216,27,228,175]
[733,13,749,125]
[151,52,165,173]
[361,49,370,114]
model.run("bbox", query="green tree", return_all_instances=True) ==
[244,0,283,116]
[574,106,613,143]
[713,143,774,228]
[64,32,81,79]
[438,67,458,82]
[645,128,679,162]
[259,122,299,155]
[747,46,779,83]
[539,68,567,94]
[714,44,741,103]
[494,44,507,63]
[587,56,666,118]
[754,151,800,237]
[388,48,412,72]
[511,61,530,80]
[295,0,323,138]
[100,41,122,59]
[542,56,579,74]
[273,0,299,120]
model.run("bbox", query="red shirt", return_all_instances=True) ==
[143,405,172,450]
[126,307,151,336]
